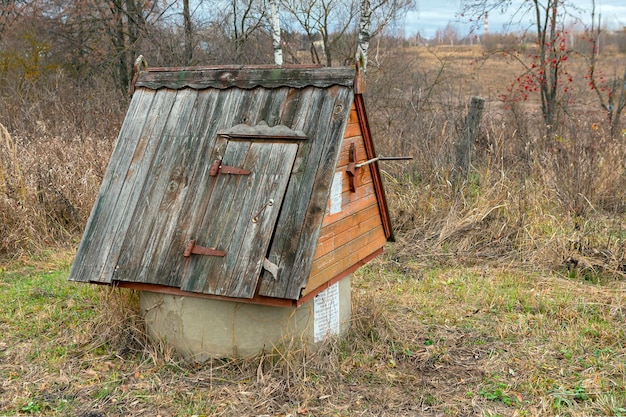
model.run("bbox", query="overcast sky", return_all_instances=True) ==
[405,0,626,38]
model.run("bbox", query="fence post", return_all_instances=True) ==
[455,96,485,184]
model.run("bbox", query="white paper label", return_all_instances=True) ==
[313,282,340,343]
[329,172,342,215]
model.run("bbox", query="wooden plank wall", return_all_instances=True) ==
[257,86,354,300]
[302,104,387,296]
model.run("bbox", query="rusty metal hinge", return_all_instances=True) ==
[346,143,359,192]
[183,240,226,257]
[209,158,251,177]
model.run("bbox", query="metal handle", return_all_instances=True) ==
[252,199,274,223]
[356,156,413,168]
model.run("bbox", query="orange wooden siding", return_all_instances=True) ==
[302,104,386,296]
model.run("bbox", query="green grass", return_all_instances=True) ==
[1,250,625,416]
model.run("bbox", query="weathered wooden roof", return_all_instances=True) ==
[69,65,389,302]
[134,65,355,90]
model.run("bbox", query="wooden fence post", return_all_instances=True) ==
[455,96,485,184]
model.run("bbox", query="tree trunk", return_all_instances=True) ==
[322,28,331,66]
[269,0,282,65]
[183,0,193,65]
[112,3,129,93]
[356,0,371,72]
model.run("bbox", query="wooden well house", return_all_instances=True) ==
[69,64,393,307]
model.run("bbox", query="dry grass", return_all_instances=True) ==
[0,74,124,258]
[366,43,626,275]
[1,252,624,416]
[0,124,113,256]
[385,164,626,278]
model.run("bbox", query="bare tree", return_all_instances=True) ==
[586,0,626,138]
[182,0,193,65]
[533,0,565,133]
[283,0,412,67]
[465,0,573,135]
[0,0,31,37]
[231,0,268,60]
[51,0,178,91]
[434,22,460,45]
[281,0,357,66]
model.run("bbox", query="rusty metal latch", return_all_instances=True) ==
[209,158,251,177]
[183,240,226,257]
[346,143,359,192]
[346,143,412,192]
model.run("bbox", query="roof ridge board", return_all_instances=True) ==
[135,67,355,91]
[145,64,325,72]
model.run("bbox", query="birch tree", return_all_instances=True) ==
[269,0,283,65]
[356,0,371,71]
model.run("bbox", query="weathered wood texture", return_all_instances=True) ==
[69,67,375,301]
[300,102,387,297]
[70,88,163,284]
[454,96,485,184]
[354,94,393,241]
[257,86,355,299]
[135,67,354,91]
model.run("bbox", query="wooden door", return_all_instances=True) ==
[179,138,299,298]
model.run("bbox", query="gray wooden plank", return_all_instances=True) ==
[258,86,354,299]
[257,86,345,298]
[256,87,325,296]
[164,89,241,286]
[107,89,196,281]
[201,140,293,297]
[178,88,269,291]
[181,139,253,293]
[136,67,355,91]
[277,87,311,130]
[256,87,288,127]
[123,89,205,284]
[103,90,180,280]
[155,89,234,287]
[281,87,353,299]
[68,89,157,283]
[177,86,290,296]
[224,141,299,297]
[219,122,306,140]
[199,140,274,296]
[238,87,278,127]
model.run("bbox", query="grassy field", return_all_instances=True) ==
[1,249,624,417]
[1,43,626,416]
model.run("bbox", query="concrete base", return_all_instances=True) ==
[139,276,351,360]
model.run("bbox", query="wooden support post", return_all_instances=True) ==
[455,96,484,184]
